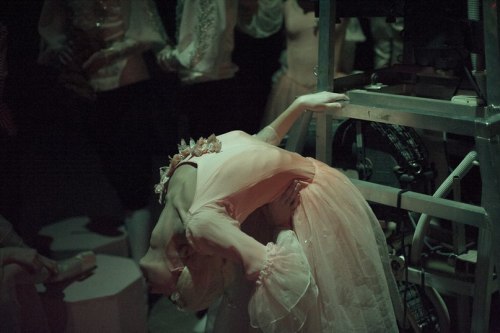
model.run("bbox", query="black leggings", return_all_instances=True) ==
[87,80,156,211]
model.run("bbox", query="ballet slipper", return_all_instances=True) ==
[45,251,97,284]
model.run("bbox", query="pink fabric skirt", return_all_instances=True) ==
[292,158,399,332]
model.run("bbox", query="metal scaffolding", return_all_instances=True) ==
[288,1,500,332]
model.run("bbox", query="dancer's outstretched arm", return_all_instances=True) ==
[255,91,349,145]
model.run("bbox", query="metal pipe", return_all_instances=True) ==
[468,0,482,70]
[410,151,478,265]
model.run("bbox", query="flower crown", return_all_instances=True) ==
[155,134,222,203]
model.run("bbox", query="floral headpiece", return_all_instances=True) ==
[155,134,222,203]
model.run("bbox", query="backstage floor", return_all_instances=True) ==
[148,296,206,333]
[13,120,500,333]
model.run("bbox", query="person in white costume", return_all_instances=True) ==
[156,0,283,140]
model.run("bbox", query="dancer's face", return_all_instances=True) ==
[139,201,187,296]
[140,164,197,296]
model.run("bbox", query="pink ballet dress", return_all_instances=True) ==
[179,131,399,333]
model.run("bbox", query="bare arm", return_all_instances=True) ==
[255,91,349,145]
